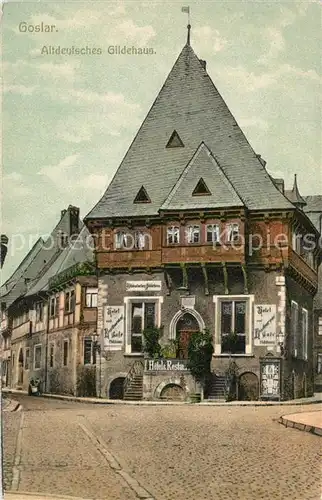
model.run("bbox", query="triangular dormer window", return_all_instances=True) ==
[192,178,211,196]
[134,186,151,203]
[166,130,184,148]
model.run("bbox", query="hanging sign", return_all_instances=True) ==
[103,306,124,350]
[125,281,162,292]
[254,304,277,346]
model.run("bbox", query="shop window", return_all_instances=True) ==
[318,317,322,336]
[63,340,69,366]
[301,308,308,360]
[124,298,161,354]
[49,343,55,368]
[317,353,322,374]
[25,348,30,370]
[34,345,42,370]
[291,301,299,357]
[83,338,96,365]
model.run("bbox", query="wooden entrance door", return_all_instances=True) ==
[176,313,199,359]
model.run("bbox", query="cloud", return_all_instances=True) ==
[239,117,270,131]
[37,154,80,189]
[3,84,36,95]
[3,172,32,197]
[193,26,227,54]
[114,19,155,46]
[55,119,92,144]
[79,174,109,191]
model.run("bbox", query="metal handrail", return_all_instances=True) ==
[124,360,144,395]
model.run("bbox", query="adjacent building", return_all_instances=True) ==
[0,206,98,396]
[84,36,321,401]
[304,196,322,392]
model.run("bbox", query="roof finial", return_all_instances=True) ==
[181,6,191,45]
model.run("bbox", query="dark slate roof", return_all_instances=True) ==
[303,195,322,233]
[303,195,322,212]
[0,238,44,301]
[161,142,244,210]
[0,206,80,308]
[25,224,94,296]
[86,44,293,220]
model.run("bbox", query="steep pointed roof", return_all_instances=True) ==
[86,44,293,220]
[161,143,244,210]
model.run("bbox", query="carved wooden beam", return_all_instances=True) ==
[241,264,249,294]
[180,262,188,290]
[222,262,229,295]
[164,269,172,296]
[201,263,209,296]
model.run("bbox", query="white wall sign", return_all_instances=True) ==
[145,359,188,371]
[126,281,162,292]
[261,361,280,397]
[103,306,124,350]
[181,296,195,309]
[254,304,277,346]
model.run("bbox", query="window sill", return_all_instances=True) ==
[124,353,144,357]
[213,354,255,358]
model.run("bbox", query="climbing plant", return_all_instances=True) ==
[187,329,214,386]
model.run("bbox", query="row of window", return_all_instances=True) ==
[18,337,95,371]
[114,223,240,250]
[125,297,248,355]
[38,287,98,322]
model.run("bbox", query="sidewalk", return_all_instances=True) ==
[2,388,322,406]
[5,492,93,500]
[279,409,322,436]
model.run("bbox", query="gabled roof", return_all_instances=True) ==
[26,225,94,296]
[303,195,322,233]
[0,238,44,299]
[303,195,322,212]
[161,143,244,210]
[86,43,293,220]
[0,206,81,308]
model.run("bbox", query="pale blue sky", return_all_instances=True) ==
[1,0,321,281]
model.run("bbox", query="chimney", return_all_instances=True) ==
[68,205,80,236]
[256,154,267,167]
[199,59,207,70]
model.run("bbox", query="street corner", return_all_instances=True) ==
[279,409,322,436]
[3,397,21,412]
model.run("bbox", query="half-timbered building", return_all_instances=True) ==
[82,34,320,400]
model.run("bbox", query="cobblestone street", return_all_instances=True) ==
[3,396,322,500]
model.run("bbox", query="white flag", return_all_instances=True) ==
[181,6,190,14]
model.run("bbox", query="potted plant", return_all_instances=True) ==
[142,326,163,359]
[160,339,179,359]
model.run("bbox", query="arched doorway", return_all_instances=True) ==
[238,372,259,401]
[160,384,185,401]
[109,377,125,400]
[176,312,199,359]
[18,348,24,386]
